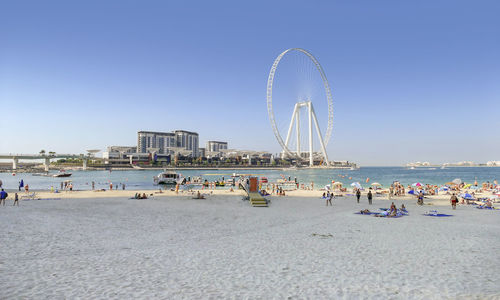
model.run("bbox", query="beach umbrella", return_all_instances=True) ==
[324,184,331,191]
[412,182,423,187]
[371,182,381,186]
[452,178,462,185]
[351,182,362,189]
[333,182,343,186]
[438,186,449,191]
[461,193,474,200]
[463,183,472,189]
[445,182,456,186]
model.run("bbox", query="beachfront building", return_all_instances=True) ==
[102,146,136,160]
[206,141,228,157]
[198,147,206,158]
[137,130,199,157]
[174,130,199,157]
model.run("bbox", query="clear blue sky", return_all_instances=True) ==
[1,0,499,166]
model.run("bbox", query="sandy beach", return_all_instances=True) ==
[1,192,499,299]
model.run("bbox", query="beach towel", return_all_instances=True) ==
[354,211,378,215]
[423,213,453,217]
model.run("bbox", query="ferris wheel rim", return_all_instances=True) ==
[266,48,334,160]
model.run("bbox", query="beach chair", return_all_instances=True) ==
[21,192,37,200]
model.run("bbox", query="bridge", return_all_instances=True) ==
[0,154,97,171]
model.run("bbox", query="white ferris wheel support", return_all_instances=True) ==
[267,48,334,167]
[282,101,329,167]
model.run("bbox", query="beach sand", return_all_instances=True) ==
[1,193,499,298]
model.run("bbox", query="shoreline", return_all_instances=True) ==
[5,188,496,207]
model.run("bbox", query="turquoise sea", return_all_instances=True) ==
[1,167,499,191]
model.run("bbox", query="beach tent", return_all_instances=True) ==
[351,182,362,189]
[452,178,462,185]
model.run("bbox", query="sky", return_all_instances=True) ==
[1,0,499,166]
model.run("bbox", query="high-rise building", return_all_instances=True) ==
[137,130,199,157]
[206,141,228,157]
[174,130,199,157]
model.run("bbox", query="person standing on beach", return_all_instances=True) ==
[109,182,113,190]
[92,181,95,190]
[13,193,19,206]
[450,193,458,209]
[19,179,24,191]
[356,188,361,203]
[0,189,7,206]
[367,189,373,205]
[24,184,29,193]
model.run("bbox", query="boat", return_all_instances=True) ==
[153,171,184,185]
[53,170,72,177]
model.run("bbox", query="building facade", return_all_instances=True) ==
[206,141,228,157]
[137,130,199,157]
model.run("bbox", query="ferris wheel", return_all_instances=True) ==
[266,48,334,167]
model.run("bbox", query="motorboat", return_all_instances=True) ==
[153,171,184,185]
[53,170,72,177]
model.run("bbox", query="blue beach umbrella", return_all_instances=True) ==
[461,193,474,200]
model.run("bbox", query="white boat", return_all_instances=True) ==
[53,170,72,177]
[153,171,184,185]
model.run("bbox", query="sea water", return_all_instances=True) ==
[1,167,499,191]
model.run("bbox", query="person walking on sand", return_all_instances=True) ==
[356,188,361,203]
[450,193,458,210]
[13,193,19,206]
[367,189,373,205]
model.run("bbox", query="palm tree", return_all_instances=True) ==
[39,150,46,156]
[48,151,56,157]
